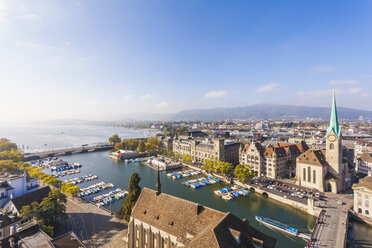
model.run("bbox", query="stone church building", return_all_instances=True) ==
[296,90,347,193]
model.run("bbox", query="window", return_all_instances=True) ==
[303,168,306,181]
[313,170,316,184]
[366,210,369,215]
[308,167,311,183]
[366,195,369,200]
[366,201,369,208]
[330,143,334,150]
[358,200,362,206]
[358,208,362,213]
[358,193,362,197]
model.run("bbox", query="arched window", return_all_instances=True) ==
[303,168,306,181]
[313,170,316,184]
[308,166,311,182]
[366,210,370,215]
[330,143,334,150]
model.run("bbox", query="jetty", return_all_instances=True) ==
[184,176,221,189]
[78,181,114,197]
[64,174,98,184]
[93,189,128,207]
[167,170,201,179]
[53,169,80,178]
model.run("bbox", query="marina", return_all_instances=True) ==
[42,149,316,248]
[77,181,115,197]
[167,169,201,179]
[53,169,80,177]
[184,176,221,189]
[64,174,98,184]
[93,189,128,207]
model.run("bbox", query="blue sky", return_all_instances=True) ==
[0,0,371,122]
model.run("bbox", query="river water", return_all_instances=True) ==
[1,124,369,247]
[43,150,314,248]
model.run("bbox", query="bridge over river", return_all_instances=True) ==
[23,144,114,161]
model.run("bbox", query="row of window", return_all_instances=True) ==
[303,167,316,184]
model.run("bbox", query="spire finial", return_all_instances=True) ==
[156,164,161,195]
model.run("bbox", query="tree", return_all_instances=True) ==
[109,134,121,145]
[182,154,192,164]
[167,150,174,157]
[145,138,160,154]
[0,149,24,162]
[234,164,257,183]
[61,183,80,196]
[220,161,233,175]
[117,172,141,221]
[0,138,17,152]
[137,141,146,153]
[40,189,67,223]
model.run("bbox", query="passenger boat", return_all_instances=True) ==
[255,216,298,236]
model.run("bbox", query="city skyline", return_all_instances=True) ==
[1,0,372,123]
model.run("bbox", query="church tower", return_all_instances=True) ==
[325,89,342,174]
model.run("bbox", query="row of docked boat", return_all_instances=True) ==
[214,185,249,200]
[125,157,150,164]
[167,169,201,180]
[184,176,221,189]
[53,169,80,178]
[50,162,82,172]
[93,189,128,207]
[78,181,114,197]
[63,174,98,185]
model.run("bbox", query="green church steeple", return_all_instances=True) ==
[327,88,341,137]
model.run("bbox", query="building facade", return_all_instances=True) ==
[296,90,347,193]
[0,173,39,208]
[356,153,372,176]
[353,176,372,219]
[173,138,240,165]
[239,141,308,179]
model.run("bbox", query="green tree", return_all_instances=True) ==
[167,150,174,157]
[145,137,160,154]
[220,161,233,175]
[117,172,141,221]
[137,141,146,153]
[234,164,257,183]
[0,138,17,152]
[20,201,40,219]
[61,183,80,196]
[182,154,192,164]
[109,134,121,145]
[0,149,24,162]
[40,189,67,223]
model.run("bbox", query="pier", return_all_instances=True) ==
[24,144,114,161]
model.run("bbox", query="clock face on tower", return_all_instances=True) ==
[328,134,336,142]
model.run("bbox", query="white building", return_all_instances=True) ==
[0,174,38,208]
[353,176,372,219]
[356,153,372,176]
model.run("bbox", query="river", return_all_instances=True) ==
[1,124,369,247]
[44,150,315,248]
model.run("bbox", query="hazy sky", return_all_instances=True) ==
[1,0,372,122]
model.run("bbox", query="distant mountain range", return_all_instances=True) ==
[164,104,372,121]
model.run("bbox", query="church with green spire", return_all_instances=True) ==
[296,89,347,193]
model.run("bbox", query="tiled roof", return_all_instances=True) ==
[264,146,286,158]
[296,149,328,166]
[360,153,372,163]
[11,186,51,213]
[52,232,87,248]
[132,188,276,248]
[353,176,372,191]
